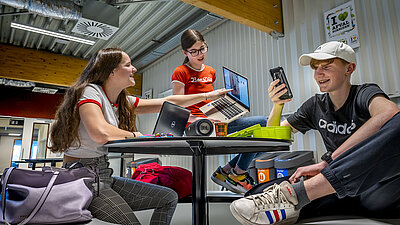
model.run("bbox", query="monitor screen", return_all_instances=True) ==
[223,67,250,108]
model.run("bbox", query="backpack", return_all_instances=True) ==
[132,162,192,199]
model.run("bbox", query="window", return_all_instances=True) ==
[29,123,50,168]
[11,139,22,167]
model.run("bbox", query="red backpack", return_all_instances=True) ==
[132,162,192,199]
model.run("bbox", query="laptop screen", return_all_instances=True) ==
[223,67,250,109]
[152,101,190,136]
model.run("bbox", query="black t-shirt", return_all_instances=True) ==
[287,83,388,152]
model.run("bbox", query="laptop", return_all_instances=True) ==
[152,101,191,136]
[199,67,250,123]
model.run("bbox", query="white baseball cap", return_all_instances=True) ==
[299,41,356,66]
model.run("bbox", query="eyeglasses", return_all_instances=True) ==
[185,44,208,57]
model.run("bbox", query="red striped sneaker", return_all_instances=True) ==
[230,181,299,225]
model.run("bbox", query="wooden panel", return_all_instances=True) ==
[0,43,143,96]
[0,43,87,87]
[181,0,283,34]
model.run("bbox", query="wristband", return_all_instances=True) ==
[132,132,136,137]
[321,151,333,164]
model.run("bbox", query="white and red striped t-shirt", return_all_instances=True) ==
[65,84,139,158]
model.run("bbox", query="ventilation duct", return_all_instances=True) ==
[1,0,119,40]
[0,0,81,20]
[72,0,119,40]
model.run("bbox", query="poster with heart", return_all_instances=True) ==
[324,0,360,48]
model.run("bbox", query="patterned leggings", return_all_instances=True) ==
[64,156,178,225]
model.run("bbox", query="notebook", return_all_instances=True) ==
[199,67,250,123]
[152,101,191,136]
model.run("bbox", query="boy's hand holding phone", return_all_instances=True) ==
[268,66,293,104]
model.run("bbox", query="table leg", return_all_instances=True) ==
[188,141,207,225]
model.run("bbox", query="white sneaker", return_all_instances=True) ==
[230,181,300,225]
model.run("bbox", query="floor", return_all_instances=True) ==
[86,191,400,225]
[132,203,400,225]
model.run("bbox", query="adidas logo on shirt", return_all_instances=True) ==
[319,119,356,134]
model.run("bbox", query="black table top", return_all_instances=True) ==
[104,136,291,155]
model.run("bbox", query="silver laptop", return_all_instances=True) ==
[152,101,190,136]
[199,67,250,123]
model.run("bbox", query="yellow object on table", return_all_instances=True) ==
[227,124,292,141]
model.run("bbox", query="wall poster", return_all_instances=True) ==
[324,0,360,48]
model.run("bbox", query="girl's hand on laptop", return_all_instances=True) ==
[205,88,233,101]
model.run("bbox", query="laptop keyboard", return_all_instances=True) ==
[211,98,244,119]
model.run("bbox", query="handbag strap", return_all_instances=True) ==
[1,168,60,225]
[19,171,59,225]
[1,167,15,223]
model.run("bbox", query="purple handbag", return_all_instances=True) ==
[1,166,96,225]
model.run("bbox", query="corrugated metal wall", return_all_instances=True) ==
[137,0,400,191]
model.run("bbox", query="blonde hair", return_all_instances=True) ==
[310,58,349,70]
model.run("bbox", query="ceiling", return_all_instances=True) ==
[0,0,224,72]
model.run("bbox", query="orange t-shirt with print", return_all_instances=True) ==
[171,64,216,117]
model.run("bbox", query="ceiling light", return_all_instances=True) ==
[10,22,95,45]
[8,133,21,136]
[0,78,35,87]
[32,87,58,94]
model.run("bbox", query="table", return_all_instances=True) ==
[104,137,291,225]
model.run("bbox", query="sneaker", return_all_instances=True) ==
[211,166,233,191]
[230,181,299,225]
[225,169,256,194]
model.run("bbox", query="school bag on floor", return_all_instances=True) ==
[1,166,96,225]
[132,162,192,199]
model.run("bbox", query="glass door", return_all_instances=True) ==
[29,123,50,168]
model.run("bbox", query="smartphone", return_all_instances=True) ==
[269,66,293,100]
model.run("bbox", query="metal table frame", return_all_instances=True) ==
[19,158,63,170]
[104,137,291,225]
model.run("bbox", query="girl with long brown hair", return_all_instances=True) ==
[50,47,229,224]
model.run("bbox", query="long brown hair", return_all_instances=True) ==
[181,29,205,64]
[49,47,137,153]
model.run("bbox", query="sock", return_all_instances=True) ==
[292,177,310,210]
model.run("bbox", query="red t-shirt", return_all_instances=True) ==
[171,64,216,117]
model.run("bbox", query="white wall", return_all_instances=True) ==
[0,136,19,171]
[137,0,400,190]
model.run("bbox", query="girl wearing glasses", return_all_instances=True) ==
[171,29,215,122]
[171,29,268,194]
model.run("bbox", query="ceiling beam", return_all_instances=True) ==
[180,0,283,35]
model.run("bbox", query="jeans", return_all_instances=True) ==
[300,112,400,220]
[227,116,268,170]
